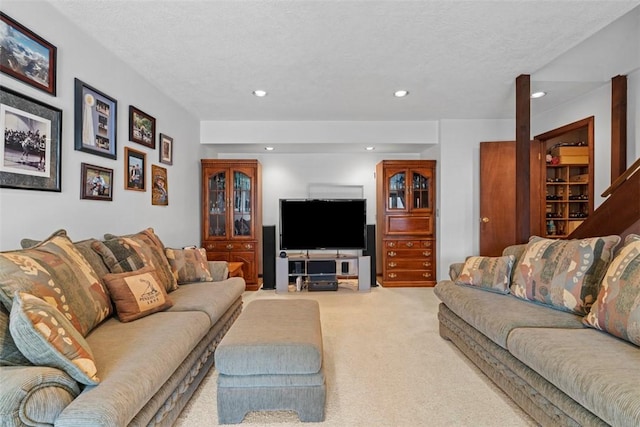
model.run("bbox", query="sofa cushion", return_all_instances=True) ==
[434,280,584,348]
[10,292,99,385]
[167,277,245,325]
[103,228,178,293]
[511,235,620,315]
[0,303,30,366]
[584,234,640,346]
[91,239,145,273]
[455,255,515,294]
[0,229,112,336]
[507,327,640,427]
[102,266,173,323]
[164,247,213,284]
[55,311,210,426]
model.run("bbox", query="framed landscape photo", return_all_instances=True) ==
[0,86,62,191]
[74,78,117,159]
[81,163,113,201]
[0,13,57,96]
[125,146,145,191]
[159,133,173,165]
[129,106,156,149]
[151,164,168,206]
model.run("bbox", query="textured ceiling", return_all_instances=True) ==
[48,0,639,125]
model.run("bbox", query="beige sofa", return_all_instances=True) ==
[0,228,245,426]
[435,235,640,427]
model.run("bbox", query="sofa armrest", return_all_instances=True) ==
[0,365,80,426]
[449,262,465,281]
[208,261,229,282]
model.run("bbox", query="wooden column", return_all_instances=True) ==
[611,75,627,181]
[515,74,531,243]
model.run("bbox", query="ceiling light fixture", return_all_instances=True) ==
[365,146,375,151]
[264,146,274,151]
[531,91,547,99]
[253,90,267,97]
[394,90,409,98]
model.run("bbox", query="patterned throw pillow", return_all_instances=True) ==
[583,234,640,346]
[455,255,515,294]
[103,228,178,293]
[9,292,100,385]
[511,235,621,315]
[0,304,31,366]
[165,247,213,284]
[0,230,112,337]
[102,266,173,323]
[91,239,145,273]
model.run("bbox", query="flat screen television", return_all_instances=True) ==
[279,199,367,250]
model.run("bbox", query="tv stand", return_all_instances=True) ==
[275,255,371,293]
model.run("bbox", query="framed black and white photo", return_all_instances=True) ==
[74,78,117,159]
[129,106,156,149]
[0,86,61,191]
[159,133,173,165]
[0,13,57,96]
[81,163,113,201]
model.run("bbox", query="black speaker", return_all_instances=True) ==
[363,224,378,287]
[262,225,276,289]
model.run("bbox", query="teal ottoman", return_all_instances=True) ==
[215,299,325,424]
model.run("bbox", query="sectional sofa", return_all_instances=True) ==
[435,235,640,427]
[0,228,245,426]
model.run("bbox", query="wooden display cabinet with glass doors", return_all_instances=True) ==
[376,160,436,287]
[201,159,262,290]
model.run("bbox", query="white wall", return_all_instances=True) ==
[0,2,201,250]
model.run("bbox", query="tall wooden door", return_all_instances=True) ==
[479,141,542,256]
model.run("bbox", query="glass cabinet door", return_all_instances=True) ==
[207,171,227,237]
[388,171,407,210]
[412,170,431,210]
[233,171,252,237]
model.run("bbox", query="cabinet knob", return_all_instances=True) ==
[387,242,396,248]
[405,241,414,248]
[388,251,397,257]
[226,244,233,250]
[423,261,431,267]
[423,272,432,278]
[481,217,490,223]
[422,251,431,257]
[245,243,253,249]
[205,244,214,250]
[388,262,397,268]
[388,273,397,279]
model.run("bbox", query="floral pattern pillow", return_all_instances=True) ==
[9,292,100,385]
[583,234,640,346]
[455,255,515,294]
[511,235,620,315]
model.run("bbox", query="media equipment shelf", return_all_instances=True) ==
[275,255,371,293]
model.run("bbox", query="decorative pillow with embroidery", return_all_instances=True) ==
[102,266,173,323]
[9,292,100,385]
[165,247,213,284]
[511,235,620,315]
[91,239,145,273]
[583,234,640,346]
[0,229,112,337]
[455,255,515,294]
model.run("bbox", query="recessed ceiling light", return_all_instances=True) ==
[394,90,409,98]
[531,91,547,99]
[365,146,375,151]
[253,90,267,97]
[264,146,274,151]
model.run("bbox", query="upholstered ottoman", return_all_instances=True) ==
[214,299,325,424]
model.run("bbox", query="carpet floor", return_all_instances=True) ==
[175,285,537,426]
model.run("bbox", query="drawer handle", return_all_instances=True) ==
[422,251,431,257]
[205,244,214,250]
[388,273,397,279]
[423,241,432,247]
[245,244,253,249]
[226,244,233,250]
[387,242,396,248]
[423,261,431,267]
[388,262,397,268]
[388,251,397,257]
[423,272,432,278]
[406,242,414,248]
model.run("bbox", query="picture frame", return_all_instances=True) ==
[0,13,57,96]
[81,163,113,201]
[151,164,168,206]
[125,146,145,191]
[159,133,173,165]
[74,78,117,159]
[0,86,62,192]
[129,106,156,149]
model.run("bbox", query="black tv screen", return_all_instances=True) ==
[279,199,367,250]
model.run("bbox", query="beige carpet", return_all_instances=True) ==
[175,285,537,426]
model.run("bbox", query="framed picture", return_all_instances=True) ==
[125,146,145,191]
[159,133,173,165]
[151,164,168,206]
[74,78,117,159]
[129,106,156,148]
[0,13,57,96]
[0,86,61,191]
[81,163,113,201]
